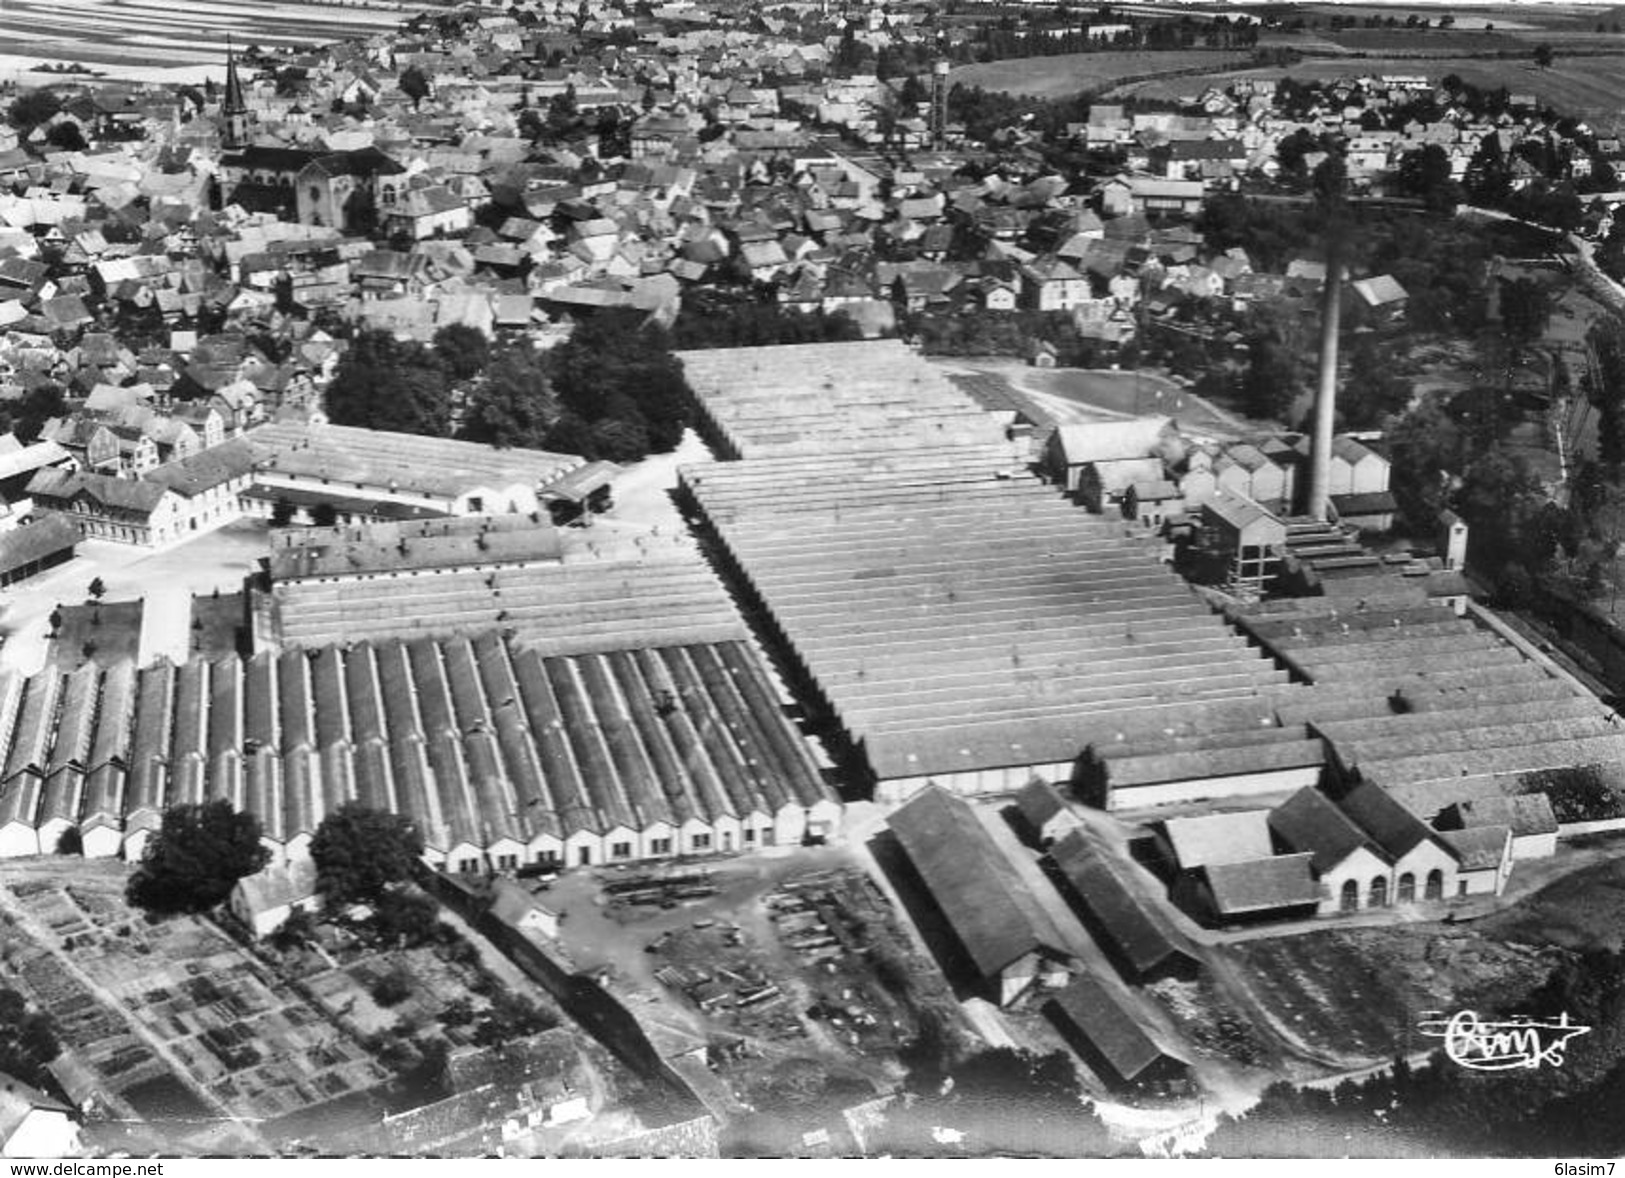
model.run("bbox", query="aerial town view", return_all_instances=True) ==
[4,0,1625,1163]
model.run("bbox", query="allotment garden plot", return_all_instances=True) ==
[0,861,391,1151]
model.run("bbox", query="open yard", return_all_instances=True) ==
[1217,925,1558,1069]
[545,850,977,1131]
[949,50,1254,100]
[1476,850,1625,951]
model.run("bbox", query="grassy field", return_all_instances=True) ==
[188,591,246,660]
[1223,925,1555,1067]
[47,599,142,668]
[0,0,423,82]
[1477,850,1625,951]
[949,49,1254,100]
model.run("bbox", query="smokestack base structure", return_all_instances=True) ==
[931,60,950,150]
[1306,252,1343,522]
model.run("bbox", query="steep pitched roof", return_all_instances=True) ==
[889,786,1070,980]
[1439,825,1510,871]
[1269,786,1384,872]
[1046,975,1185,1083]
[1338,780,1439,860]
[1049,830,1191,978]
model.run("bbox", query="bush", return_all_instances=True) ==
[371,970,412,1008]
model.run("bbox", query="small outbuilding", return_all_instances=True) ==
[230,858,319,938]
[1441,794,1558,861]
[1014,778,1083,848]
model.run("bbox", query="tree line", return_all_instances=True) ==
[323,315,693,463]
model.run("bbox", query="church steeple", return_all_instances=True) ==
[223,36,249,150]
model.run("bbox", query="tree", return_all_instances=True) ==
[1535,42,1555,68]
[398,64,431,110]
[899,73,928,110]
[310,802,425,907]
[126,800,270,914]
[44,120,86,152]
[7,89,61,131]
[0,989,59,1089]
[1499,276,1552,350]
[310,502,338,528]
[433,323,490,381]
[547,83,579,136]
[370,889,439,946]
[269,497,296,527]
[371,969,412,1007]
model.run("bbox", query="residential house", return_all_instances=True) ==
[1020,255,1089,312]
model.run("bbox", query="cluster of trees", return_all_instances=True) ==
[0,382,66,445]
[0,989,60,1090]
[1386,382,1557,601]
[907,307,1132,370]
[5,88,88,150]
[543,312,692,461]
[1206,948,1625,1157]
[322,317,694,463]
[671,297,864,349]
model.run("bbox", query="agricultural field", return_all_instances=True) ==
[1299,3,1606,33]
[1220,926,1556,1068]
[0,0,425,84]
[949,50,1254,101]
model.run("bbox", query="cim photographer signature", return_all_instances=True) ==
[1417,1010,1592,1071]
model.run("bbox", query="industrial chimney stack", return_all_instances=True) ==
[1305,245,1343,521]
[931,60,950,150]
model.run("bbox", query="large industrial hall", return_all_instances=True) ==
[677,340,1620,836]
[0,634,840,868]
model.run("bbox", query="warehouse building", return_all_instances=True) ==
[1047,830,1199,982]
[1045,975,1191,1093]
[244,421,584,519]
[677,343,1308,802]
[270,543,747,655]
[1234,592,1625,839]
[888,785,1073,1006]
[0,634,840,867]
